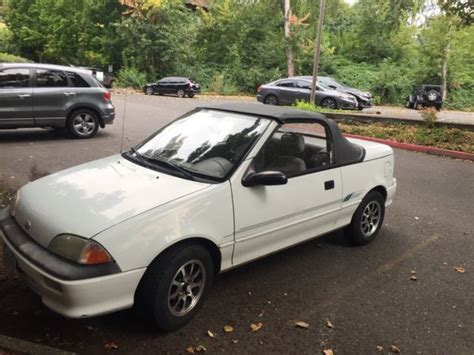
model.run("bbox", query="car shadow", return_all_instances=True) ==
[0,128,110,143]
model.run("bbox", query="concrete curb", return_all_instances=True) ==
[325,112,474,131]
[0,334,76,355]
[344,133,474,161]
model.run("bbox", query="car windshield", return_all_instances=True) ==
[133,109,270,180]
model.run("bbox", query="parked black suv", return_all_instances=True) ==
[406,85,443,110]
[0,63,115,138]
[144,77,201,98]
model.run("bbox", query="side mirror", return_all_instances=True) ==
[243,171,288,187]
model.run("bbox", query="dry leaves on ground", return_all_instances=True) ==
[250,323,263,332]
[454,267,466,273]
[223,325,234,333]
[410,275,417,281]
[389,345,401,353]
[186,345,207,353]
[325,320,334,329]
[104,342,119,350]
[295,321,310,329]
[207,330,216,338]
[322,349,334,355]
[376,345,384,352]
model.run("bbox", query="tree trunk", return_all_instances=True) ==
[284,0,294,77]
[441,39,450,101]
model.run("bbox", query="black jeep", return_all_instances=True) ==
[406,85,443,110]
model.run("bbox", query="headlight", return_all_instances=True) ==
[48,234,114,265]
[9,191,20,217]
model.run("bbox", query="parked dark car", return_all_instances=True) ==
[316,76,373,110]
[406,85,443,110]
[0,63,115,138]
[144,77,201,98]
[257,76,358,110]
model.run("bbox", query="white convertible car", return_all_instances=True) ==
[1,104,396,330]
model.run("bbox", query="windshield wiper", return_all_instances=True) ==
[128,147,157,171]
[152,156,196,181]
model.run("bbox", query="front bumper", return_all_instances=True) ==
[385,178,397,207]
[338,97,358,110]
[0,214,145,318]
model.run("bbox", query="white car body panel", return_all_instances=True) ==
[1,109,397,319]
[14,155,210,248]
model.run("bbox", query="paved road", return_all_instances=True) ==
[0,94,473,354]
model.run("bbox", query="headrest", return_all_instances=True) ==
[281,133,305,154]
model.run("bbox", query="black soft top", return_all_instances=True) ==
[198,103,365,165]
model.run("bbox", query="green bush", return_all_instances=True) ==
[115,67,146,89]
[0,51,28,63]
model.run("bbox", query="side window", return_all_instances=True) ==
[0,68,30,88]
[276,80,295,88]
[66,72,90,87]
[35,69,68,87]
[297,80,312,90]
[254,122,333,178]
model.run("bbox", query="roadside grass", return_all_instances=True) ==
[338,121,474,153]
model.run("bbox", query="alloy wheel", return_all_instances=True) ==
[72,113,96,137]
[167,259,206,317]
[360,200,381,237]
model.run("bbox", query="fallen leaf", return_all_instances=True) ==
[195,345,207,352]
[454,267,466,273]
[414,216,419,220]
[295,321,310,329]
[410,275,417,281]
[223,325,234,333]
[258,310,264,318]
[232,340,239,344]
[207,330,216,338]
[186,347,195,354]
[104,342,118,350]
[410,270,417,274]
[389,345,401,353]
[250,323,263,332]
[325,320,334,329]
[376,345,384,352]
[322,350,334,355]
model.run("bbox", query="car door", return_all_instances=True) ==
[156,79,167,94]
[231,121,342,266]
[274,80,299,105]
[0,67,34,128]
[296,80,312,102]
[33,68,71,126]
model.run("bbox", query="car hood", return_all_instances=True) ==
[341,87,372,99]
[14,155,210,248]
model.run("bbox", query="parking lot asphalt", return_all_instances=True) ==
[0,94,473,354]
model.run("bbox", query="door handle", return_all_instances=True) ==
[64,92,76,96]
[18,94,31,98]
[324,180,335,190]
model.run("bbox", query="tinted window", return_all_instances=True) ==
[0,68,30,88]
[297,80,312,90]
[66,72,90,87]
[276,80,295,88]
[36,69,68,87]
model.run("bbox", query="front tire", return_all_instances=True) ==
[67,109,99,139]
[135,243,214,331]
[345,190,385,245]
[177,89,185,98]
[145,86,154,95]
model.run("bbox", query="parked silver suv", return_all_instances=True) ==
[0,63,115,138]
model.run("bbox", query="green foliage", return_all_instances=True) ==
[420,107,438,128]
[0,51,28,62]
[115,67,146,89]
[293,100,346,114]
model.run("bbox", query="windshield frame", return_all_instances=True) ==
[123,108,272,183]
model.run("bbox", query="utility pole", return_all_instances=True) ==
[284,0,294,77]
[310,0,326,105]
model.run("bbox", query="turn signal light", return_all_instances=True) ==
[79,242,113,265]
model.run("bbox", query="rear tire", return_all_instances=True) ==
[264,94,279,105]
[320,97,337,109]
[135,243,214,331]
[345,190,385,246]
[67,109,99,139]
